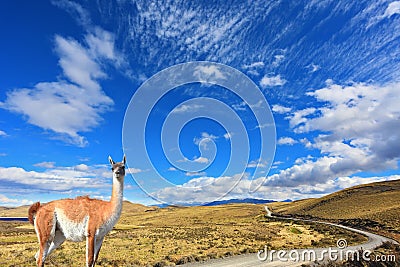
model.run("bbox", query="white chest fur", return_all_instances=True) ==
[55,208,89,242]
[96,205,122,237]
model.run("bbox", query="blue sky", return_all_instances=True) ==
[0,0,400,206]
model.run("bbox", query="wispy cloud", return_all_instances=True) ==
[172,104,204,114]
[51,0,91,27]
[127,167,147,174]
[307,63,321,73]
[88,1,400,96]
[383,1,400,18]
[0,130,7,137]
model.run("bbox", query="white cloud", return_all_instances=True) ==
[223,132,233,140]
[34,161,56,169]
[193,157,209,164]
[193,132,218,151]
[193,65,226,83]
[272,54,285,67]
[260,74,287,88]
[242,61,264,69]
[0,28,121,146]
[277,137,297,145]
[383,1,400,18]
[185,171,207,177]
[74,164,90,172]
[288,107,316,129]
[242,62,265,75]
[127,167,146,174]
[177,156,210,164]
[272,104,292,114]
[300,138,312,148]
[0,164,111,192]
[168,167,177,171]
[0,194,33,207]
[0,130,7,137]
[152,174,244,204]
[172,104,204,114]
[276,82,400,187]
[264,156,344,187]
[85,27,124,66]
[247,158,268,168]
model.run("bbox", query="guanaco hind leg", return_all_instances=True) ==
[34,211,56,266]
[47,230,66,256]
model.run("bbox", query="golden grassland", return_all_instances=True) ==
[0,203,366,266]
[270,179,400,242]
[0,205,30,217]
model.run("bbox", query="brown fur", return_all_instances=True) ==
[35,196,120,229]
[28,202,41,225]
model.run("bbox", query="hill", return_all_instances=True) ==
[0,205,30,217]
[270,179,400,242]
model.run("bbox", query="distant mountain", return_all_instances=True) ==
[203,198,276,206]
[151,198,279,208]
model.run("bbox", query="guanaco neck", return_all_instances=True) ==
[110,174,124,215]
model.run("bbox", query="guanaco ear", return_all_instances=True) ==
[108,155,115,165]
[123,154,126,165]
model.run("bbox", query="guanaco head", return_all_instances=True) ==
[109,155,126,179]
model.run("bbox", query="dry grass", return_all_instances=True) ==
[0,205,30,217]
[0,202,366,266]
[270,179,400,242]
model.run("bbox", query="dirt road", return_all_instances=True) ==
[182,206,398,267]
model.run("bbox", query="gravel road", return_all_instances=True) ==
[182,206,398,267]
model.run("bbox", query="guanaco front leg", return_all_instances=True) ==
[86,233,96,267]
